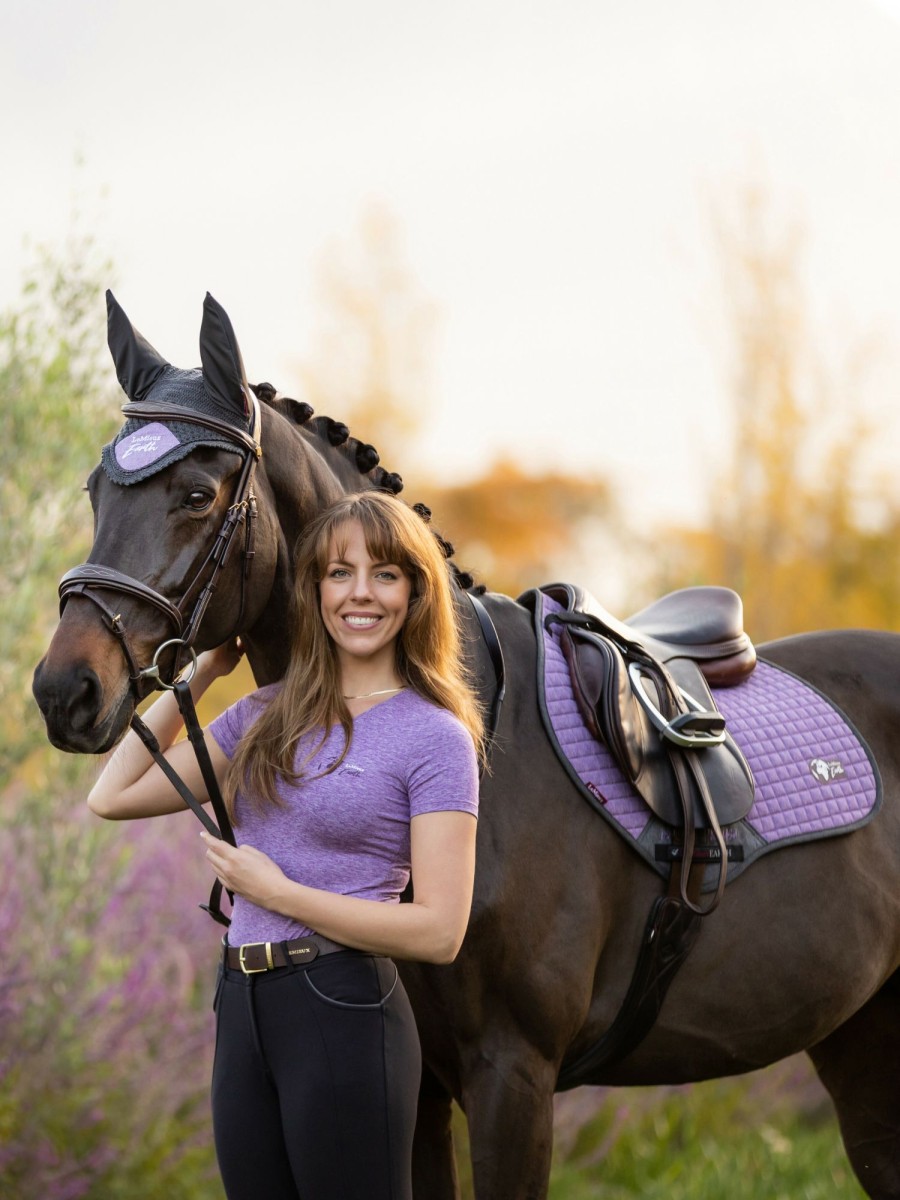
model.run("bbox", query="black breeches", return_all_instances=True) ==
[211,951,421,1200]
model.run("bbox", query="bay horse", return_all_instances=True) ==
[32,294,900,1199]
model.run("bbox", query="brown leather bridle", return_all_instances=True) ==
[58,395,262,692]
[57,393,263,926]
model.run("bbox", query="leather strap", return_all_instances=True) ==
[130,689,237,928]
[224,934,348,973]
[557,855,703,1085]
[59,564,184,632]
[466,591,506,744]
[121,400,262,457]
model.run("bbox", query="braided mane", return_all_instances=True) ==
[250,381,476,590]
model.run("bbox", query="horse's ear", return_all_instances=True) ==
[106,290,168,401]
[199,293,250,420]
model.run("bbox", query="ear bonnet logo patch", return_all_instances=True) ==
[114,422,181,471]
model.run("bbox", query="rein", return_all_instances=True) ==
[58,394,263,926]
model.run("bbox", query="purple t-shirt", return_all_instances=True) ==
[209,687,479,945]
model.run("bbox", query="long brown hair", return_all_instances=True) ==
[225,492,485,818]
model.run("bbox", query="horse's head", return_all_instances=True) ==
[32,292,414,756]
[32,292,283,753]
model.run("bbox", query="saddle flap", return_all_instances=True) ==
[558,624,645,783]
[551,614,755,830]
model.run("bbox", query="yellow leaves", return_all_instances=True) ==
[649,184,900,642]
[427,458,612,597]
[298,205,618,601]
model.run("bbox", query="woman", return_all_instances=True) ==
[88,491,483,1200]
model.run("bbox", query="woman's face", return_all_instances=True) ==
[318,520,413,675]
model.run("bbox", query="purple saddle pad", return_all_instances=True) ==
[535,593,881,887]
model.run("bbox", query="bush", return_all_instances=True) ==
[0,780,224,1200]
[1,241,225,1198]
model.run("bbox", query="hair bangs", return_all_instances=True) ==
[317,501,418,579]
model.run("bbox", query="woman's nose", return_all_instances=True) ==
[350,572,374,599]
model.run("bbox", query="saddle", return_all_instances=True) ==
[564,583,757,688]
[537,583,756,914]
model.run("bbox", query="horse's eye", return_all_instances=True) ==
[184,489,214,512]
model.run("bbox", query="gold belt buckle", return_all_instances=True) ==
[239,941,274,975]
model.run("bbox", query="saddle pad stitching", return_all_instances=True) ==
[537,593,881,880]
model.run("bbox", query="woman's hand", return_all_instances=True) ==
[195,637,245,688]
[200,831,288,911]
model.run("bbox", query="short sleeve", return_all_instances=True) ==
[406,711,479,819]
[208,687,274,759]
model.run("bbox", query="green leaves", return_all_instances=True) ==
[0,238,117,784]
[0,245,223,1199]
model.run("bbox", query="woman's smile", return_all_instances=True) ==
[319,521,412,677]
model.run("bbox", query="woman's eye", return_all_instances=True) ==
[184,490,213,511]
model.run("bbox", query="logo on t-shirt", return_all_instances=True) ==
[314,754,365,778]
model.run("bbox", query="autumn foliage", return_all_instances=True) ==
[6,192,900,1195]
[642,186,900,641]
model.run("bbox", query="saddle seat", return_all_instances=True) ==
[551,583,756,687]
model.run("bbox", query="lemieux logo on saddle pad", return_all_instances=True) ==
[114,423,181,471]
[810,757,846,783]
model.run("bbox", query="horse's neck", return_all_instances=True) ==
[240,408,374,684]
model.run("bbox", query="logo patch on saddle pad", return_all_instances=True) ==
[535,592,881,890]
[810,757,846,783]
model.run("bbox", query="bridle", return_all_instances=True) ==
[58,395,262,693]
[55,393,508,926]
[57,393,263,926]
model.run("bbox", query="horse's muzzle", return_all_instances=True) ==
[32,656,134,754]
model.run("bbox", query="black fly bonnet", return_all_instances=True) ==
[59,291,262,686]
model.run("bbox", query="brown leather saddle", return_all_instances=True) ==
[541,583,757,914]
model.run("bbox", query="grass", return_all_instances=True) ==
[547,1083,864,1199]
[452,1061,867,1199]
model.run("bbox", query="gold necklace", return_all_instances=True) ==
[343,686,406,700]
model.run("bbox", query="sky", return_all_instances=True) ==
[4,0,900,525]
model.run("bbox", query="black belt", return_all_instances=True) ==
[224,933,348,975]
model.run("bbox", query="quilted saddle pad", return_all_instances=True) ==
[535,593,882,888]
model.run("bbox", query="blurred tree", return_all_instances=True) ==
[300,205,617,598]
[427,461,613,598]
[1,242,223,1199]
[0,238,117,780]
[646,184,900,641]
[299,203,436,462]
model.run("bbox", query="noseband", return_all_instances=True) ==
[58,395,262,692]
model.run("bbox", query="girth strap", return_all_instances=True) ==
[557,859,703,1086]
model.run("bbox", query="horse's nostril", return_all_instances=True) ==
[67,668,103,733]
